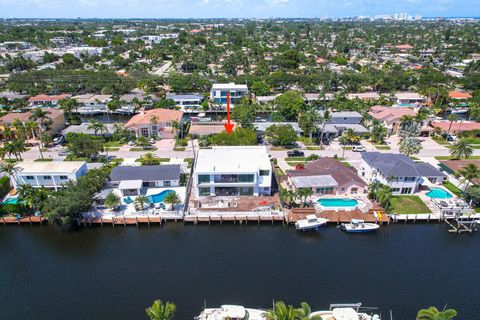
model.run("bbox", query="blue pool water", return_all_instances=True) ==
[2,197,19,205]
[426,187,453,199]
[148,190,175,203]
[317,198,358,207]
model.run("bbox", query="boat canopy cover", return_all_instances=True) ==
[332,308,360,320]
[351,219,364,224]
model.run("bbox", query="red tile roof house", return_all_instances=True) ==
[448,91,472,100]
[0,108,66,139]
[125,108,183,138]
[28,94,71,106]
[286,158,367,196]
[395,44,414,53]
[430,120,480,135]
[369,105,417,135]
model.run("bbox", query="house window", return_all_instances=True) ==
[141,128,149,137]
[351,187,358,194]
[198,175,210,184]
[60,176,68,180]
[199,187,210,196]
[401,188,412,194]
[239,187,254,196]
[315,187,334,194]
[392,188,401,193]
[238,174,254,183]
[25,176,35,180]
[163,180,171,187]
[259,170,270,176]
[404,177,416,182]
[43,176,52,180]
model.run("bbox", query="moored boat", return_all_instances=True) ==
[310,303,380,320]
[340,219,380,233]
[295,214,329,231]
[195,305,266,320]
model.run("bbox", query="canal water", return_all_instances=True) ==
[1,224,479,320]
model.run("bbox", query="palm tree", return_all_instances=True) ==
[446,114,459,138]
[282,189,297,207]
[24,121,38,140]
[88,120,107,136]
[370,120,388,144]
[29,107,50,160]
[458,163,480,190]
[297,302,321,320]
[265,301,298,320]
[134,195,150,211]
[399,137,422,157]
[171,120,180,138]
[58,98,78,121]
[106,99,122,122]
[145,300,176,320]
[164,191,181,210]
[139,152,160,165]
[3,139,26,160]
[319,109,330,148]
[150,115,159,138]
[2,125,14,140]
[377,184,393,212]
[342,128,361,145]
[296,188,313,207]
[136,136,151,150]
[450,139,473,159]
[368,181,383,202]
[0,162,20,187]
[416,306,457,320]
[104,192,121,211]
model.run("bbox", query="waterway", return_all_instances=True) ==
[1,224,479,319]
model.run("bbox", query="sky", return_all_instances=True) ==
[0,0,478,19]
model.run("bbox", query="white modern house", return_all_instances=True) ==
[193,146,272,197]
[166,93,203,112]
[210,83,248,105]
[12,161,88,191]
[360,152,446,195]
[109,165,181,196]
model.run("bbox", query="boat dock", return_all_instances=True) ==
[1,216,47,225]
[287,208,389,224]
[183,213,286,224]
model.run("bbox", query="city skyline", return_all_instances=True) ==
[0,0,479,19]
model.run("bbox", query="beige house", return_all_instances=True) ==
[125,108,183,138]
[0,108,65,139]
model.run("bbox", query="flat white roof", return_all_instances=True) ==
[195,146,270,173]
[16,161,85,174]
[211,83,248,90]
[118,179,142,190]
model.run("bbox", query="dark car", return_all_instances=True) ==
[287,150,305,157]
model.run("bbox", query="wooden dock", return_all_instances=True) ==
[287,208,388,224]
[1,216,47,225]
[183,214,286,224]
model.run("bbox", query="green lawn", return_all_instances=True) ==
[34,158,53,162]
[432,137,450,145]
[340,161,352,167]
[105,147,120,151]
[297,136,314,146]
[306,146,322,150]
[105,141,124,147]
[435,156,480,160]
[173,147,186,151]
[285,157,307,161]
[374,145,391,150]
[443,181,463,197]
[389,196,431,214]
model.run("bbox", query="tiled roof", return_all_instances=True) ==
[125,109,183,128]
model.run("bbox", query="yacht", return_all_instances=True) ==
[310,304,380,320]
[340,219,380,233]
[295,215,329,231]
[195,305,266,320]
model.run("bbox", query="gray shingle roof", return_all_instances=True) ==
[361,152,445,177]
[110,165,181,182]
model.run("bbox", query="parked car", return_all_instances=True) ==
[287,150,305,157]
[352,145,366,152]
[446,135,457,142]
[52,135,65,146]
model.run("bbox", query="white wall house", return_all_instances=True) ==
[210,83,248,106]
[193,146,272,197]
[166,93,203,112]
[360,152,446,195]
[12,161,88,191]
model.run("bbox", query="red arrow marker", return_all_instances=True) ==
[224,91,234,134]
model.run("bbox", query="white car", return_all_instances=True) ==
[352,145,366,152]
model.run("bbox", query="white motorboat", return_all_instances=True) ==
[310,304,380,320]
[295,214,329,231]
[195,305,266,320]
[340,219,380,233]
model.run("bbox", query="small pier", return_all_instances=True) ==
[445,218,478,234]
[183,214,286,224]
[287,208,388,224]
[1,216,47,226]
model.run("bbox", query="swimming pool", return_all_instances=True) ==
[317,198,359,208]
[148,190,175,203]
[2,197,19,205]
[426,187,453,199]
